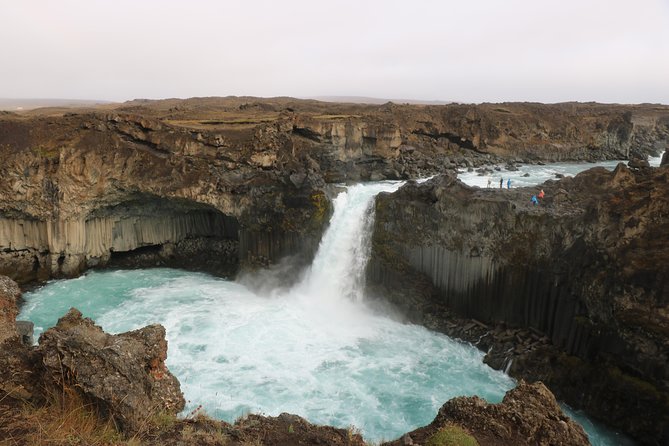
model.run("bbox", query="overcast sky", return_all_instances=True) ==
[1,0,668,104]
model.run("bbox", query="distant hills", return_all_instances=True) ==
[0,96,453,111]
[0,98,114,111]
[307,96,453,105]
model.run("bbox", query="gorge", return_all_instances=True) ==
[1,98,669,445]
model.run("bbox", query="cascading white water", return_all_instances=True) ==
[293,181,403,303]
[18,177,633,445]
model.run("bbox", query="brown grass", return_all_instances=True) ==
[3,387,124,446]
[165,116,279,130]
[311,114,360,120]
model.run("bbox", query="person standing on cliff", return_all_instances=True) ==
[507,178,512,189]
[538,189,545,199]
[487,178,492,188]
[500,178,503,188]
[531,195,539,205]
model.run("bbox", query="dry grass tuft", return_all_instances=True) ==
[6,386,124,445]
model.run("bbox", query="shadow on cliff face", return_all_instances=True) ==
[95,195,241,278]
[0,194,243,284]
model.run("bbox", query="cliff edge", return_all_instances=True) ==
[368,165,669,444]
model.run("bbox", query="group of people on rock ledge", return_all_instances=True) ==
[531,189,545,205]
[487,177,512,189]
[487,177,545,205]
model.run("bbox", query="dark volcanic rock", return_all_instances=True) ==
[2,100,669,284]
[0,276,39,403]
[368,165,669,444]
[228,412,366,446]
[0,276,21,344]
[0,112,332,284]
[628,157,650,168]
[37,308,185,433]
[383,381,589,446]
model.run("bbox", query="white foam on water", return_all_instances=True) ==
[458,159,629,189]
[19,178,634,444]
[22,268,514,441]
[649,150,666,167]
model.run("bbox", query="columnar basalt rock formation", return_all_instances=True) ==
[368,165,669,444]
[2,99,668,284]
[0,111,331,284]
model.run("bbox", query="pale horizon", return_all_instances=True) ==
[1,0,668,105]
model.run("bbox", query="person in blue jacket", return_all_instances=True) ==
[507,178,511,189]
[531,195,539,205]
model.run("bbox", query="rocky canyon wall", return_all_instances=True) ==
[0,207,239,282]
[3,98,669,442]
[115,98,669,182]
[0,112,331,284]
[2,99,668,289]
[289,102,669,171]
[367,166,669,444]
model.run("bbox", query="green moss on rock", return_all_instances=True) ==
[426,425,479,446]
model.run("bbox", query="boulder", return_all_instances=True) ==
[15,320,33,346]
[628,157,650,168]
[383,381,588,446]
[289,171,307,188]
[37,308,185,433]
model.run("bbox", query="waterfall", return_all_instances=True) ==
[293,181,403,304]
[18,177,633,445]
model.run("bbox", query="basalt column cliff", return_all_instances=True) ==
[367,165,669,444]
[1,98,668,285]
[0,111,332,283]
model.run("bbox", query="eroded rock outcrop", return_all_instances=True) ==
[0,275,21,344]
[0,276,38,404]
[37,308,185,433]
[383,381,589,446]
[368,165,669,444]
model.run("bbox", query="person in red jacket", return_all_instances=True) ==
[538,189,545,199]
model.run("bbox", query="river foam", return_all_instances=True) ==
[457,155,665,189]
